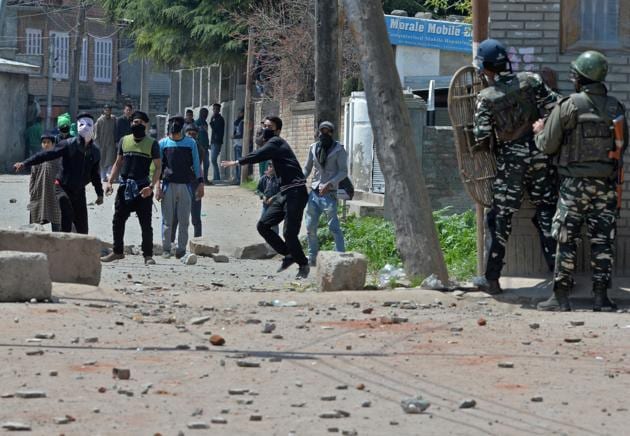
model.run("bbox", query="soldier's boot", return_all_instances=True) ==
[593,282,618,312]
[537,284,571,312]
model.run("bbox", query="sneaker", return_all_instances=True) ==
[277,256,295,273]
[296,264,310,280]
[144,257,156,265]
[101,252,124,262]
[182,253,197,265]
[175,251,186,259]
[162,252,171,259]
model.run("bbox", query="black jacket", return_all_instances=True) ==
[115,116,132,143]
[238,136,305,189]
[24,136,103,196]
[210,114,225,145]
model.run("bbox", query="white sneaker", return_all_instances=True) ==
[182,253,197,265]
[161,252,171,259]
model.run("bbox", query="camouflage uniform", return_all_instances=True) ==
[474,71,559,283]
[536,81,628,310]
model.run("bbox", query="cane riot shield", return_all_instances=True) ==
[447,66,496,207]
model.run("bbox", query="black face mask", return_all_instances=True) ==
[131,124,146,138]
[169,121,183,135]
[59,126,70,134]
[317,133,334,166]
[262,128,275,141]
[319,133,333,148]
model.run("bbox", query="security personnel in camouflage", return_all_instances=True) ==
[534,50,628,312]
[473,39,560,294]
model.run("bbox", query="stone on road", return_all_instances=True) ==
[0,251,51,302]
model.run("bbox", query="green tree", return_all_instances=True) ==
[102,0,254,66]
[382,0,471,17]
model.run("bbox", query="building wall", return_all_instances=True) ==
[13,1,118,116]
[258,100,471,214]
[422,126,475,213]
[490,0,630,275]
[0,72,29,171]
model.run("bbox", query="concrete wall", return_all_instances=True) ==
[422,126,474,213]
[396,46,441,83]
[255,99,471,214]
[0,72,29,171]
[439,50,469,75]
[490,0,630,275]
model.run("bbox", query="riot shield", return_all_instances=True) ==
[447,65,496,207]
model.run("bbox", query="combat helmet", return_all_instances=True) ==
[571,50,608,82]
[475,39,511,73]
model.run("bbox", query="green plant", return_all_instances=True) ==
[317,214,401,272]
[432,207,477,280]
[242,178,258,192]
[311,207,477,280]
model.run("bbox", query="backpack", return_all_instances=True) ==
[338,176,354,200]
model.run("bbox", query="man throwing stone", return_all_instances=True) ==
[14,113,103,234]
[101,111,162,265]
[221,116,310,279]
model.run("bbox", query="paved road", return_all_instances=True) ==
[0,174,266,254]
[2,174,630,435]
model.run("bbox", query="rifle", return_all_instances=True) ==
[609,115,625,213]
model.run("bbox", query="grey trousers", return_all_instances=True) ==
[161,183,192,255]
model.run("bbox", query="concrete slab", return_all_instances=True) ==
[0,230,101,286]
[0,251,51,302]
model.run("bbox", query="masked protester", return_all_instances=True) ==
[156,114,204,261]
[534,51,629,312]
[472,38,560,295]
[222,115,310,279]
[56,112,73,143]
[303,121,348,266]
[14,113,104,234]
[101,111,162,265]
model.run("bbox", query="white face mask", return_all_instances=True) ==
[77,117,94,142]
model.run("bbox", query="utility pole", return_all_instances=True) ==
[68,0,86,119]
[46,37,54,130]
[314,0,341,138]
[0,0,7,38]
[140,59,149,112]
[341,0,449,283]
[472,0,489,276]
[241,28,255,184]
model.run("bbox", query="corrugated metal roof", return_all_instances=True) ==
[0,57,39,75]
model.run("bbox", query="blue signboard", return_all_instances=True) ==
[385,15,472,53]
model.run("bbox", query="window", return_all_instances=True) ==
[561,0,630,51]
[94,37,112,83]
[25,28,42,55]
[50,31,69,79]
[79,38,88,81]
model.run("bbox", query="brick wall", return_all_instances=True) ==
[422,126,475,213]
[15,1,118,115]
[256,100,472,213]
[490,0,630,275]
